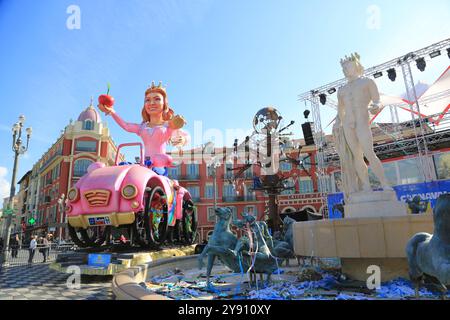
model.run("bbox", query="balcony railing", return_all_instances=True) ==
[179,174,200,181]
[222,196,244,202]
[243,195,257,201]
[221,173,234,180]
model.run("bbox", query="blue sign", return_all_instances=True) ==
[327,179,450,219]
[88,254,111,268]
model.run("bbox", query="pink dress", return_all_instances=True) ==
[110,111,189,167]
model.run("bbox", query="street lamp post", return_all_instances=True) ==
[1,115,32,265]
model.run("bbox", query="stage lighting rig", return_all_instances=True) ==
[387,68,397,82]
[319,93,327,105]
[303,109,310,119]
[327,88,336,95]
[430,50,441,58]
[416,57,426,72]
[373,72,383,79]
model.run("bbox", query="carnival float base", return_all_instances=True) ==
[293,214,433,281]
[49,245,195,276]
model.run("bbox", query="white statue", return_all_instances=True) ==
[333,53,391,202]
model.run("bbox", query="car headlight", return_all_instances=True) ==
[122,184,138,199]
[67,188,79,202]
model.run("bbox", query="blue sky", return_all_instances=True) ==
[1,0,450,198]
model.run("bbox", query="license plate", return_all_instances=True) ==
[88,217,111,226]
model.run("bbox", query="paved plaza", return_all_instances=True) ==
[0,259,114,300]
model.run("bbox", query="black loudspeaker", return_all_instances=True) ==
[302,122,315,146]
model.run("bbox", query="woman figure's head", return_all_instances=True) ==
[141,82,174,123]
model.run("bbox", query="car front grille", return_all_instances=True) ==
[83,189,111,207]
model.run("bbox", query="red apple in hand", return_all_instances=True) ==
[98,83,114,110]
[98,94,115,107]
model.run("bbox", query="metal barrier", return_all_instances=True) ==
[0,244,77,272]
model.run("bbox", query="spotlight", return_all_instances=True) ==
[430,50,441,58]
[387,68,396,82]
[303,110,310,119]
[416,57,426,72]
[447,48,450,59]
[327,88,336,95]
[373,72,383,79]
[319,93,327,105]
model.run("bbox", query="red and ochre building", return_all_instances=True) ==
[21,102,120,239]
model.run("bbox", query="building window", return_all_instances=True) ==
[318,176,332,193]
[433,151,450,180]
[225,163,233,179]
[398,158,425,185]
[299,178,314,194]
[73,159,93,177]
[205,184,214,199]
[83,120,94,130]
[186,186,200,199]
[299,154,312,169]
[280,162,292,172]
[75,140,97,152]
[382,161,399,186]
[207,207,216,222]
[223,184,235,200]
[167,165,181,179]
[186,164,199,178]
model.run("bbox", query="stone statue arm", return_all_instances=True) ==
[368,78,382,115]
[335,90,345,128]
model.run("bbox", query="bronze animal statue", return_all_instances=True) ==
[406,194,450,299]
[233,213,279,284]
[272,216,297,266]
[198,207,239,288]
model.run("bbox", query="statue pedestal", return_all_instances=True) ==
[345,190,408,219]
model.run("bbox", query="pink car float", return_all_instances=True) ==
[66,142,197,248]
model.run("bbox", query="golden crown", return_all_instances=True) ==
[146,81,167,95]
[340,52,361,66]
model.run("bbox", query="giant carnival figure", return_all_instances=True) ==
[65,83,197,249]
[98,81,190,173]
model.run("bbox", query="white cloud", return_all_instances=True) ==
[0,167,11,201]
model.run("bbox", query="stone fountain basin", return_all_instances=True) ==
[293,214,433,281]
[112,255,320,300]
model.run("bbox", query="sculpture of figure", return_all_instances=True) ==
[198,207,239,288]
[406,195,429,214]
[98,82,189,169]
[272,216,296,266]
[333,53,391,200]
[233,213,279,284]
[406,194,450,299]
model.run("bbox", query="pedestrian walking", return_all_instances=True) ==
[28,235,37,264]
[10,234,20,258]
